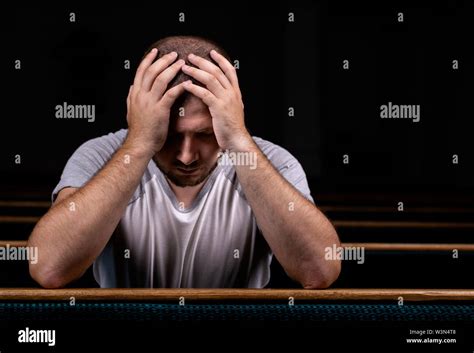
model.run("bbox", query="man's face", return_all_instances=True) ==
[153,95,220,187]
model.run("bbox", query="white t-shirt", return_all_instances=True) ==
[52,129,314,288]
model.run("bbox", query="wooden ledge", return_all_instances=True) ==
[0,288,473,301]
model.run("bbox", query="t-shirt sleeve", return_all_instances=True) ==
[255,137,315,204]
[51,134,122,203]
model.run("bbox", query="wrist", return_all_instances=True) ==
[122,135,156,160]
[226,131,255,153]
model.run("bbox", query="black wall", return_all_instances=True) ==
[2,0,473,198]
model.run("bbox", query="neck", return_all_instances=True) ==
[168,179,206,209]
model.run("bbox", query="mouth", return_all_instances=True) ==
[176,167,200,174]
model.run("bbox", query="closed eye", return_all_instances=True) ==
[197,131,214,137]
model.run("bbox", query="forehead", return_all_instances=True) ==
[170,96,213,132]
[183,95,209,114]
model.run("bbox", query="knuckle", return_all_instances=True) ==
[135,93,146,105]
[164,90,175,99]
[224,93,234,103]
[143,67,156,78]
[148,65,160,75]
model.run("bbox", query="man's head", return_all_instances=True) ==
[145,36,231,187]
[143,35,231,94]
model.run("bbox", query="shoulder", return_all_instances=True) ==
[222,136,309,197]
[252,136,301,170]
[77,129,128,157]
[252,136,314,202]
[67,129,129,167]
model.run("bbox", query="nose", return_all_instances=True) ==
[176,135,198,165]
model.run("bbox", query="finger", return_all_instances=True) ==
[209,50,240,89]
[133,48,158,88]
[181,64,225,97]
[142,51,179,91]
[182,81,217,107]
[150,59,186,100]
[187,53,232,89]
[127,85,133,107]
[160,81,187,109]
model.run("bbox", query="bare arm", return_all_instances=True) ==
[233,140,341,289]
[28,48,187,288]
[28,141,154,288]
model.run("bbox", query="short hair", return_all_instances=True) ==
[143,35,232,91]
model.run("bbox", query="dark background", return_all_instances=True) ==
[0,0,473,290]
[2,0,473,199]
[1,3,474,351]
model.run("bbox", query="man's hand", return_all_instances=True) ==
[126,48,187,154]
[181,50,252,152]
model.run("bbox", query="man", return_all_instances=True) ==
[28,35,341,288]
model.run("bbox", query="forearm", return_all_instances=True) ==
[28,137,153,288]
[233,138,341,288]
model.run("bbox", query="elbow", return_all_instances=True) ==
[302,231,342,289]
[300,257,342,290]
[27,241,69,289]
[301,260,341,289]
[29,262,68,289]
[28,246,85,289]
[27,220,76,289]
